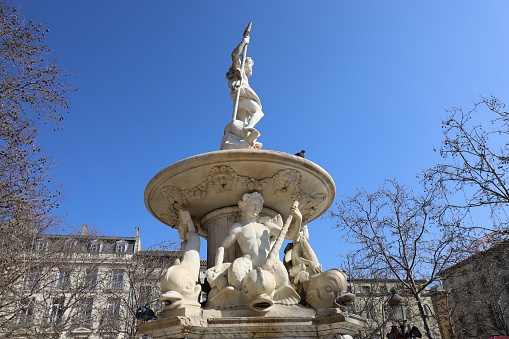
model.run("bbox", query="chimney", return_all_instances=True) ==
[134,227,141,252]
[81,224,89,236]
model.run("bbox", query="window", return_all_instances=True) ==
[106,298,121,317]
[75,298,93,326]
[54,270,70,289]
[365,301,377,319]
[23,268,42,290]
[64,239,78,250]
[109,269,124,290]
[361,285,371,294]
[48,297,65,324]
[35,239,48,252]
[17,298,35,324]
[87,240,102,253]
[115,240,128,254]
[83,268,98,289]
[102,298,121,329]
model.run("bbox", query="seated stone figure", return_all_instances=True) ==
[284,225,355,311]
[160,210,201,310]
[284,224,322,287]
[206,192,301,312]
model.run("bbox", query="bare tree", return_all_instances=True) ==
[331,179,470,339]
[0,227,180,338]
[0,0,75,334]
[0,0,75,227]
[424,95,509,232]
[344,260,393,339]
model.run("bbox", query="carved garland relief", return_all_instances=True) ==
[158,166,326,227]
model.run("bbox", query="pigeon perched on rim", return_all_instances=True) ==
[294,150,305,158]
[135,306,157,322]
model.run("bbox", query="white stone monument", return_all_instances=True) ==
[140,22,366,339]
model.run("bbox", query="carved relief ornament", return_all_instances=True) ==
[158,165,325,226]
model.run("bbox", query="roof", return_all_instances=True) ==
[440,238,509,276]
[349,278,427,284]
[39,233,137,242]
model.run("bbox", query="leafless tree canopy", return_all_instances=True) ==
[331,180,470,339]
[424,95,509,231]
[0,0,75,232]
[0,0,77,335]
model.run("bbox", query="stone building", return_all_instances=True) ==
[1,225,206,339]
[438,237,509,339]
[348,278,441,339]
[430,287,455,339]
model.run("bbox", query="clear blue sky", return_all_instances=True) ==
[18,0,509,270]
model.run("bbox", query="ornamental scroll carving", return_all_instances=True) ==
[160,185,188,227]
[292,187,326,224]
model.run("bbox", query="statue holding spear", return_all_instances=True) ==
[220,22,264,150]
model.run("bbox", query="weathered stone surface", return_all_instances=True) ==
[159,211,201,313]
[144,149,336,238]
[138,311,366,338]
[206,192,301,311]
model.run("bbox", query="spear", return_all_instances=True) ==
[231,21,252,122]
[263,201,300,271]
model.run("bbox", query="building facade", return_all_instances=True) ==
[439,239,509,339]
[1,226,186,339]
[349,278,441,339]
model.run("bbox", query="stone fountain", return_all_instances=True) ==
[139,22,366,339]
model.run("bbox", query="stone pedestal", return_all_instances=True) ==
[139,310,365,338]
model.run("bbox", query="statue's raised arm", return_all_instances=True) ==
[226,36,249,95]
[220,22,264,150]
[231,36,249,70]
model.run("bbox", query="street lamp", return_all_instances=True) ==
[386,289,422,338]
[388,289,408,323]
